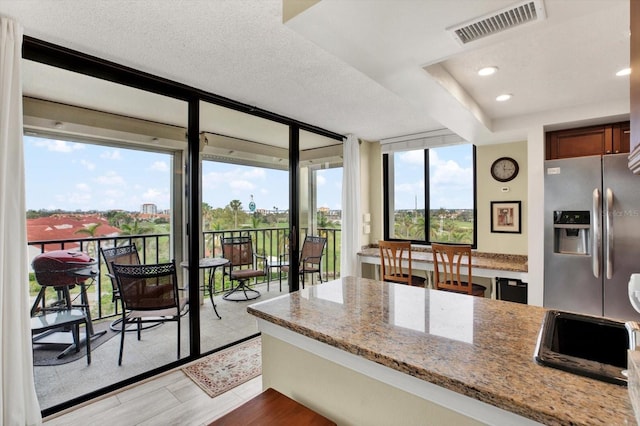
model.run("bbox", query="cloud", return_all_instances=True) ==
[149,161,169,172]
[398,150,424,165]
[203,167,265,192]
[34,139,84,153]
[79,159,96,171]
[104,189,125,198]
[316,174,327,186]
[56,191,91,206]
[229,180,256,192]
[100,149,122,160]
[141,188,169,205]
[396,180,424,193]
[75,183,91,192]
[94,171,126,186]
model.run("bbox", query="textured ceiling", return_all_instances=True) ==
[0,0,631,146]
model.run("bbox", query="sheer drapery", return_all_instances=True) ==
[340,134,361,277]
[0,16,42,425]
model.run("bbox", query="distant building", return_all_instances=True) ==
[141,203,157,215]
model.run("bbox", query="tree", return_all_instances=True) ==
[74,222,102,238]
[120,219,153,236]
[75,223,102,257]
[250,212,263,229]
[317,211,330,228]
[105,210,132,228]
[228,200,242,229]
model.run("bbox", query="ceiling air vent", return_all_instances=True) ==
[447,0,546,45]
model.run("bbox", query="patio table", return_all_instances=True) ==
[180,258,229,319]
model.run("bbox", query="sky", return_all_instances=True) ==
[23,136,344,212]
[24,136,472,213]
[393,144,474,210]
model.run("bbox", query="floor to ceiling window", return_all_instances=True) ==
[23,59,189,412]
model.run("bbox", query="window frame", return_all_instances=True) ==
[382,145,477,248]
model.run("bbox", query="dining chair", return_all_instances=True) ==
[111,260,187,365]
[431,243,486,297]
[378,240,425,286]
[221,236,267,300]
[281,235,327,288]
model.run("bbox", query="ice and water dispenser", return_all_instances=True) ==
[553,211,590,255]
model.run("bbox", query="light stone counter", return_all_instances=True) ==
[358,246,528,274]
[248,276,635,426]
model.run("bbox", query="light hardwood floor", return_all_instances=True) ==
[43,368,263,426]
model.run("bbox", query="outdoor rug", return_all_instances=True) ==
[182,337,262,398]
[32,320,118,366]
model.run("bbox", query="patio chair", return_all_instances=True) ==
[111,260,187,365]
[101,244,144,331]
[282,235,327,289]
[221,236,267,301]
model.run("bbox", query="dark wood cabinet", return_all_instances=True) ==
[613,121,630,155]
[630,0,640,172]
[545,122,630,160]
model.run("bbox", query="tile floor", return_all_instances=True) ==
[36,281,287,412]
[43,367,263,425]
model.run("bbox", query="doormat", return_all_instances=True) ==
[32,320,118,366]
[182,337,262,398]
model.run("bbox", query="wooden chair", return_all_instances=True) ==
[431,243,486,297]
[378,240,425,287]
[111,260,187,365]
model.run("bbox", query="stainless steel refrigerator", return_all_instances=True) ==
[544,153,640,321]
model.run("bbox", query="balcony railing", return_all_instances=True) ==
[28,227,341,323]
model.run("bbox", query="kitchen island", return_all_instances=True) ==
[247,276,635,426]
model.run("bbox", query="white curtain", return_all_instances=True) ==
[340,134,361,277]
[0,16,43,426]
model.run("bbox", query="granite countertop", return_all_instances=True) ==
[248,276,635,426]
[358,246,528,273]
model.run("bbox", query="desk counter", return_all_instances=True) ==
[248,277,635,426]
[358,246,528,275]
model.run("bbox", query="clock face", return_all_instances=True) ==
[490,157,519,182]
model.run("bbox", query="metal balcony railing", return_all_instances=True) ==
[28,227,341,323]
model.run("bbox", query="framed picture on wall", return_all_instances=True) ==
[490,201,521,234]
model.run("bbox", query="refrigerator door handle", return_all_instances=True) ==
[605,188,614,280]
[592,188,601,279]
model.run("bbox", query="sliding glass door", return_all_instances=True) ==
[198,100,290,354]
[295,130,344,288]
[23,59,188,411]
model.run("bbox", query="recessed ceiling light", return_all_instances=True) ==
[478,66,498,76]
[496,94,512,102]
[616,68,631,76]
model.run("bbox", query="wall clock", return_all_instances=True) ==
[490,157,519,182]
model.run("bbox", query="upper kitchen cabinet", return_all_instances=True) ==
[630,0,640,173]
[545,122,630,160]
